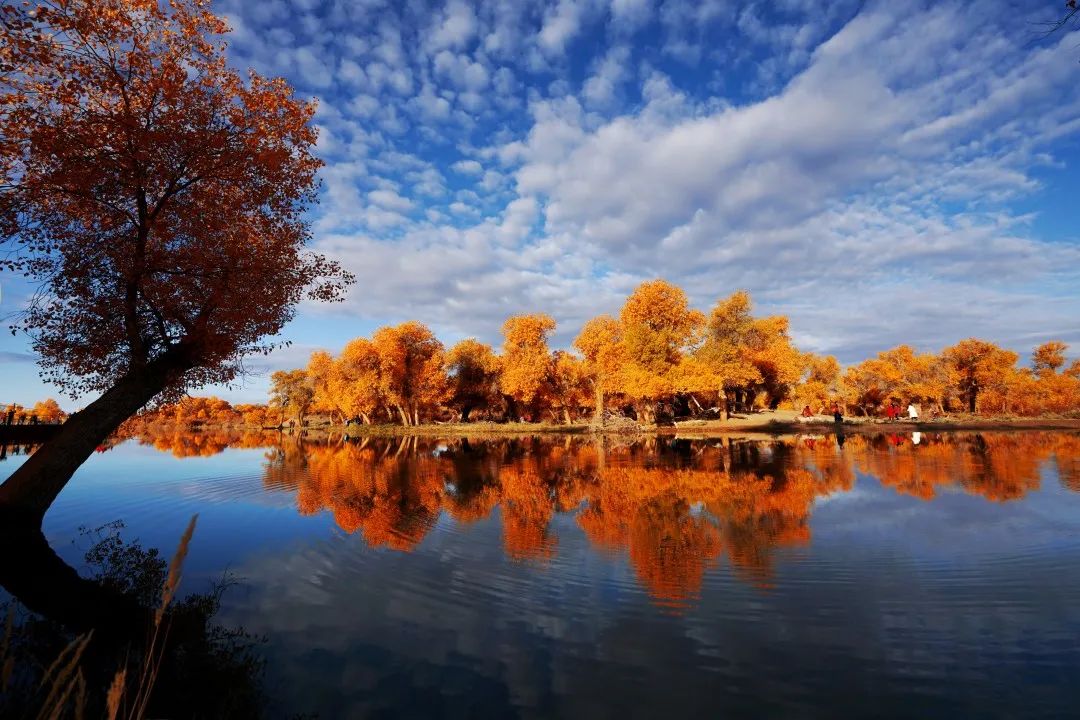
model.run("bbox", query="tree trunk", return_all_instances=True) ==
[396,405,410,426]
[503,395,518,423]
[562,407,572,425]
[361,412,371,425]
[0,352,189,523]
[968,389,977,413]
[593,383,604,424]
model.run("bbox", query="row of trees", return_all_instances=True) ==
[123,396,275,431]
[267,280,1079,426]
[1,400,67,425]
[810,339,1080,417]
[270,281,806,426]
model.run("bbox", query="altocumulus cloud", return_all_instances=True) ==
[3,0,1078,405]
[210,0,1080,363]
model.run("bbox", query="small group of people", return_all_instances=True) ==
[884,401,919,421]
[799,404,845,423]
[799,401,922,423]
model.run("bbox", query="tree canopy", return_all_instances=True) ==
[261,280,1080,426]
[0,0,351,398]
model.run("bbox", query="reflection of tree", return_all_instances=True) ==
[0,520,265,716]
[254,431,1080,610]
[846,433,1070,502]
[125,427,282,455]
[627,493,722,607]
[1055,435,1080,493]
[500,462,558,561]
[267,436,444,550]
[258,437,846,607]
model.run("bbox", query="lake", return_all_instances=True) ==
[3,430,1080,718]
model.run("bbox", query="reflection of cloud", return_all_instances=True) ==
[29,431,1080,716]
[219,471,1080,718]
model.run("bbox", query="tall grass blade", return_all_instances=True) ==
[36,633,91,720]
[132,513,198,720]
[105,668,126,720]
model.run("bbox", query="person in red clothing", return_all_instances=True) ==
[801,405,814,418]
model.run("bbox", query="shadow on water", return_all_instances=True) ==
[0,432,270,716]
[0,520,265,718]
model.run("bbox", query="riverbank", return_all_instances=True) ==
[8,412,1080,446]
[303,410,1080,437]
[665,410,1080,435]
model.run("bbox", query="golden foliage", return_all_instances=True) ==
[499,314,557,415]
[0,0,351,398]
[446,339,502,421]
[619,280,704,412]
[255,283,1077,425]
[372,322,448,426]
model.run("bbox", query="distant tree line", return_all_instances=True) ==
[0,400,67,425]
[253,279,1079,426]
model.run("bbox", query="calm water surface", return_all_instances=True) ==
[4,431,1080,718]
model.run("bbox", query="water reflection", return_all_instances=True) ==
[6,430,1080,717]
[33,428,1078,609]
[227,431,1080,609]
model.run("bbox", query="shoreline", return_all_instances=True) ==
[5,416,1079,445]
[662,418,1080,435]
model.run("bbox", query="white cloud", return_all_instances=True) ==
[582,45,631,108]
[609,0,651,32]
[208,0,1080,374]
[292,46,332,88]
[433,50,491,92]
[452,159,484,175]
[429,0,478,51]
[368,189,415,212]
[539,0,589,53]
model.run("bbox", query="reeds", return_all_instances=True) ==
[7,513,199,719]
[35,633,91,720]
[104,669,126,720]
[125,513,198,720]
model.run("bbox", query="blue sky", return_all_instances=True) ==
[2,0,1079,407]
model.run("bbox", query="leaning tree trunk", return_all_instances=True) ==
[0,351,190,523]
